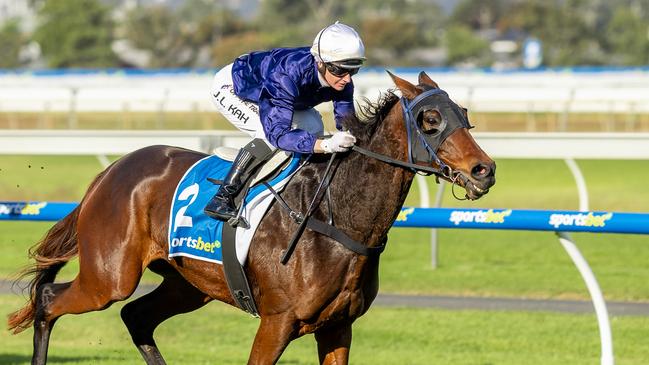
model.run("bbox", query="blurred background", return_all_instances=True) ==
[2,2,649,364]
[2,0,649,69]
[1,0,648,132]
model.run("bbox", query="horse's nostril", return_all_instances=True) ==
[471,163,491,178]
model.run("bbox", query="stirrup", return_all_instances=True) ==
[226,185,252,229]
[207,177,222,185]
[227,215,250,229]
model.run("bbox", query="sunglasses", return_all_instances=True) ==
[325,63,360,77]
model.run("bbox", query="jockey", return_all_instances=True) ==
[204,21,366,221]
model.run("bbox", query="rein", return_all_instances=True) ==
[268,153,387,265]
[276,89,474,263]
[280,152,338,265]
[352,144,472,200]
[351,88,473,186]
[351,145,452,179]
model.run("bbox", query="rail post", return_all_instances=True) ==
[561,157,613,365]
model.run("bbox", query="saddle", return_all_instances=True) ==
[168,148,300,316]
[212,146,292,191]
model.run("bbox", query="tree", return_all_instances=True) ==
[0,19,24,68]
[501,0,605,66]
[176,0,249,54]
[123,1,249,68]
[450,0,508,31]
[445,24,491,66]
[253,0,443,66]
[605,7,649,65]
[123,5,188,68]
[211,31,276,67]
[361,17,423,66]
[257,0,342,35]
[33,0,117,68]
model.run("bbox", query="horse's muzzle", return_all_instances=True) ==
[460,161,496,200]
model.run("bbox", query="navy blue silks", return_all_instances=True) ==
[231,47,355,153]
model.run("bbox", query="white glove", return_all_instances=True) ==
[320,131,356,153]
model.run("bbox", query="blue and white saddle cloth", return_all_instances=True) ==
[168,153,302,265]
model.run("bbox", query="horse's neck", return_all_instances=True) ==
[326,124,414,246]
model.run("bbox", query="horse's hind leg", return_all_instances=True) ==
[121,262,211,365]
[31,275,142,365]
[31,253,144,364]
[32,282,70,365]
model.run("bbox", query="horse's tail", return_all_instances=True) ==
[7,203,81,334]
[6,167,112,334]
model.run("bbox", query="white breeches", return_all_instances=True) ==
[210,63,324,151]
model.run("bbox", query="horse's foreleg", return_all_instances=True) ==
[121,272,211,365]
[315,323,352,365]
[247,314,298,365]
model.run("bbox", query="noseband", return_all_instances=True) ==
[279,88,475,264]
[352,86,472,182]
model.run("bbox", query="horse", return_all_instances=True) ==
[8,71,496,365]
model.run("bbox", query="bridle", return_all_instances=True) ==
[277,87,477,264]
[352,86,474,198]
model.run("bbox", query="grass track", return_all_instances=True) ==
[2,295,649,365]
[1,157,648,300]
[2,155,647,212]
[1,155,648,364]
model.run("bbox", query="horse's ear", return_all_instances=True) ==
[418,71,439,88]
[386,70,418,99]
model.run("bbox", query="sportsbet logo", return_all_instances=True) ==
[549,212,613,229]
[170,236,221,253]
[0,202,47,215]
[396,207,415,222]
[449,209,512,226]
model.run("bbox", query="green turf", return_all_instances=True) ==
[2,294,648,365]
[0,155,115,201]
[381,229,649,300]
[1,157,648,301]
[405,158,649,212]
[2,156,648,364]
[2,156,646,209]
[3,221,647,301]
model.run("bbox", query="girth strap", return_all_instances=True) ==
[305,217,387,257]
[221,221,260,317]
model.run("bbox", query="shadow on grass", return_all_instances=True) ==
[0,353,124,364]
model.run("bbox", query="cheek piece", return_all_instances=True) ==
[401,88,472,175]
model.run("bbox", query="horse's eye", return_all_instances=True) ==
[419,110,443,134]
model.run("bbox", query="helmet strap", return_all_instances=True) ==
[316,62,327,77]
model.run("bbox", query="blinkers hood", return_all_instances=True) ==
[401,87,472,169]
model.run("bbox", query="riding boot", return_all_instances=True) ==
[204,149,256,221]
[204,139,274,221]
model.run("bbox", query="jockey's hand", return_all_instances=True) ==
[320,131,356,153]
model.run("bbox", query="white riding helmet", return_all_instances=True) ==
[310,21,366,68]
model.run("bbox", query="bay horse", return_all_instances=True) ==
[8,71,495,365]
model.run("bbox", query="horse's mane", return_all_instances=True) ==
[341,90,400,144]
